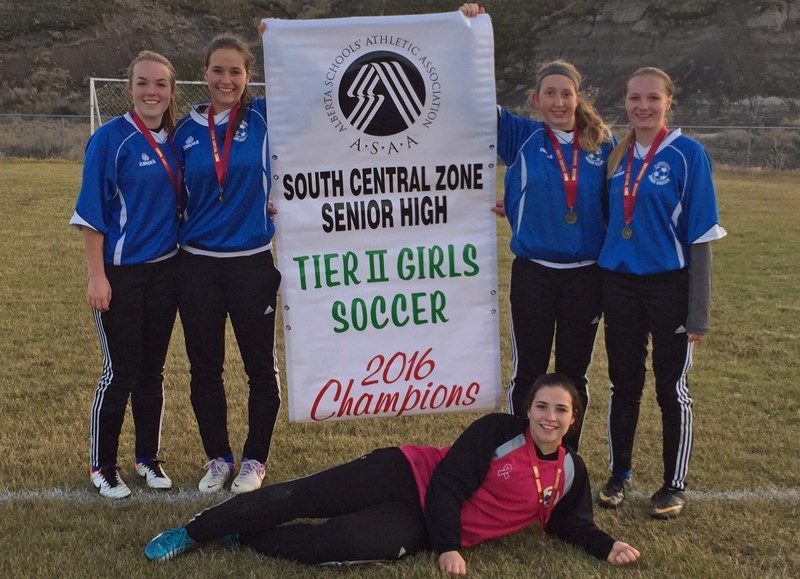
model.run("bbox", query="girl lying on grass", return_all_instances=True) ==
[145,373,639,575]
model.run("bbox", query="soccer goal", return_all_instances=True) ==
[89,78,267,134]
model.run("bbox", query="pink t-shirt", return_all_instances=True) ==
[400,434,565,547]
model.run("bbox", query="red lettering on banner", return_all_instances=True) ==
[310,380,481,420]
[309,348,482,421]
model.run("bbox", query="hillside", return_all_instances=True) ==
[1,0,798,124]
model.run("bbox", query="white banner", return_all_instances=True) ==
[263,11,500,423]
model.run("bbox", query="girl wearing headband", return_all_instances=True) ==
[460,4,613,451]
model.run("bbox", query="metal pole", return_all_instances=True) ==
[90,79,96,134]
[746,129,752,169]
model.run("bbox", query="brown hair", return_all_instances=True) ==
[205,33,255,134]
[607,67,677,177]
[534,60,611,152]
[127,50,178,132]
[522,372,584,439]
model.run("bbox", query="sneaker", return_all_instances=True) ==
[135,459,173,490]
[597,475,629,509]
[222,533,241,552]
[650,485,687,519]
[198,458,234,493]
[91,466,132,500]
[231,459,265,494]
[144,527,199,562]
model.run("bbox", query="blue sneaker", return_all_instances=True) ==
[223,533,241,552]
[144,527,200,562]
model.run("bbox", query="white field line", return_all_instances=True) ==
[1,487,799,504]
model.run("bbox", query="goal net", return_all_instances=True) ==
[89,78,267,134]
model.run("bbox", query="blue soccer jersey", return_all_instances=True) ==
[598,129,727,275]
[175,98,273,254]
[497,109,613,264]
[70,114,180,265]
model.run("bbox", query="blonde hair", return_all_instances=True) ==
[535,60,611,152]
[127,51,178,132]
[607,67,676,177]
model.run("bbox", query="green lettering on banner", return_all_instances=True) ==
[396,244,481,281]
[462,243,480,276]
[293,251,363,290]
[293,255,311,290]
[365,249,389,283]
[330,290,449,333]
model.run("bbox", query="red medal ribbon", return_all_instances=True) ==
[546,125,580,213]
[130,110,182,210]
[524,429,566,532]
[622,125,668,226]
[208,102,240,196]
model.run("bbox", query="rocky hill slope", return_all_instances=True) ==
[2,0,798,124]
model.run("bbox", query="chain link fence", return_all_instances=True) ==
[1,80,799,170]
[89,79,267,133]
[680,126,800,172]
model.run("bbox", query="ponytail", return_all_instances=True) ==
[607,130,634,179]
[534,60,610,153]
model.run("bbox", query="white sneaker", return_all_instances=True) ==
[135,459,173,490]
[198,458,234,493]
[91,466,132,499]
[231,459,265,494]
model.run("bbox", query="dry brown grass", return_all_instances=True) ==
[0,159,798,578]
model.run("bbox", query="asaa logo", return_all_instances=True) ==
[338,51,425,137]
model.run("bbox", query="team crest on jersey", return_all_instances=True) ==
[321,36,442,157]
[649,161,671,185]
[139,153,156,167]
[585,151,604,167]
[543,485,561,506]
[183,135,200,150]
[234,120,249,142]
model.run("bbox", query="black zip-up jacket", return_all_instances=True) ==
[424,413,616,560]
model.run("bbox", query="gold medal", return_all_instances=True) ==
[565,210,577,224]
[622,226,633,240]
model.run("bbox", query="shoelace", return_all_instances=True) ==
[204,459,230,476]
[239,460,263,477]
[606,477,626,493]
[100,467,122,487]
[146,460,166,477]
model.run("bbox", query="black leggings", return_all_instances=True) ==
[185,447,429,564]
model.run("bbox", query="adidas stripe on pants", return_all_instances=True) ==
[602,268,693,490]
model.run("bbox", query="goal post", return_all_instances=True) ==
[89,78,266,134]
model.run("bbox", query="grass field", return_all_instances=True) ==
[0,158,798,578]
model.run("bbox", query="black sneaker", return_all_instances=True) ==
[597,475,629,508]
[136,459,173,490]
[650,485,686,519]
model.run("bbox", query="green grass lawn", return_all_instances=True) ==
[0,158,798,578]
